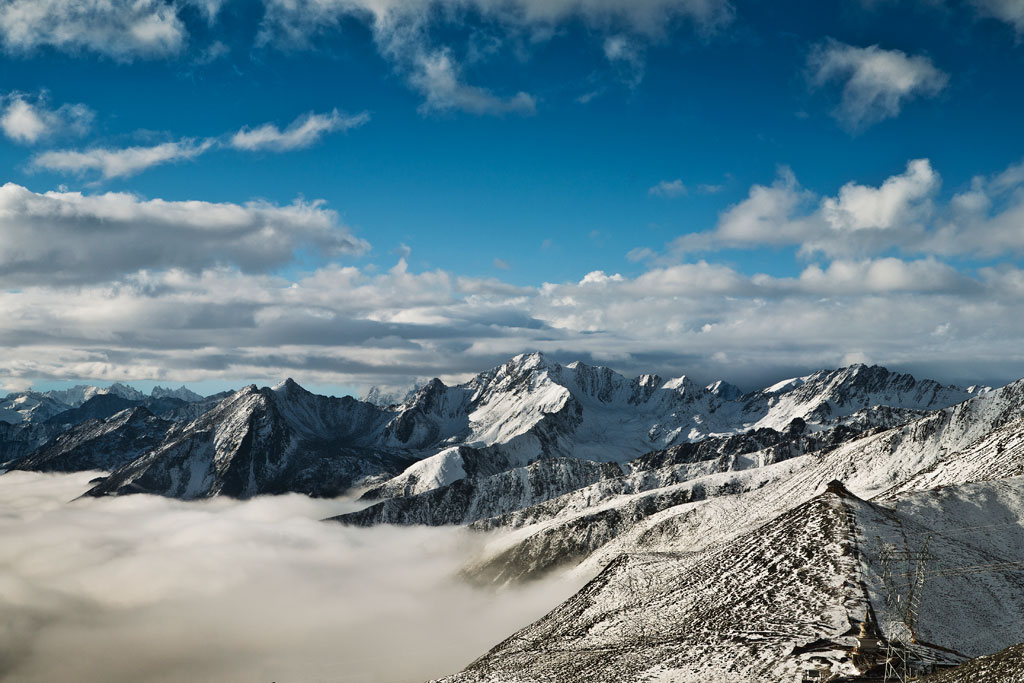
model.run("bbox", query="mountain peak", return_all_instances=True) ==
[510,351,557,371]
[272,377,304,393]
[706,379,743,400]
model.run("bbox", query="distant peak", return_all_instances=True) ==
[663,375,696,391]
[273,378,304,393]
[706,380,743,400]
[507,351,559,373]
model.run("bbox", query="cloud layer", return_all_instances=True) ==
[4,156,1024,393]
[0,471,583,683]
[0,183,367,284]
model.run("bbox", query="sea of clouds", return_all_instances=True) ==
[0,471,585,683]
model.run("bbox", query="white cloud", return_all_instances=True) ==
[703,166,819,248]
[971,0,1024,32]
[654,158,1007,260]
[649,179,688,197]
[793,257,969,294]
[0,183,368,285]
[0,0,189,60]
[808,40,948,130]
[6,158,1024,394]
[261,0,735,45]
[1,246,1021,393]
[259,0,734,114]
[410,49,537,116]
[229,109,370,152]
[0,471,582,683]
[31,139,215,179]
[33,110,370,179]
[821,159,939,232]
[0,93,93,145]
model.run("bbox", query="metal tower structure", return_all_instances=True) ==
[874,536,937,683]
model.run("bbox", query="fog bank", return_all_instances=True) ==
[0,471,585,683]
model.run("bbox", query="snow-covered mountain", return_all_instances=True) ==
[411,370,1024,681]
[83,380,411,499]
[150,385,204,402]
[13,407,172,473]
[3,353,985,501]
[1,381,208,425]
[456,376,1024,585]
[41,382,146,407]
[0,383,214,468]
[361,353,981,502]
[0,392,71,424]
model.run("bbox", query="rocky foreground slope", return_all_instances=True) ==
[432,477,1024,683]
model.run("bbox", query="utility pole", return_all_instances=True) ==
[874,536,937,683]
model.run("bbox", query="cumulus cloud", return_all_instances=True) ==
[821,158,938,232]
[229,109,370,152]
[0,0,189,60]
[0,92,93,145]
[0,183,368,285]
[654,158,1008,260]
[808,40,948,131]
[31,138,215,179]
[259,0,734,114]
[0,471,584,683]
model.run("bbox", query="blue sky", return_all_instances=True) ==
[2,0,1024,396]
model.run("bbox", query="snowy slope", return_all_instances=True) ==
[460,377,1024,584]
[333,457,624,527]
[364,355,973,502]
[434,480,1024,683]
[0,392,71,424]
[924,643,1024,682]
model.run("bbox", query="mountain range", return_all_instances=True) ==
[2,353,1023,680]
